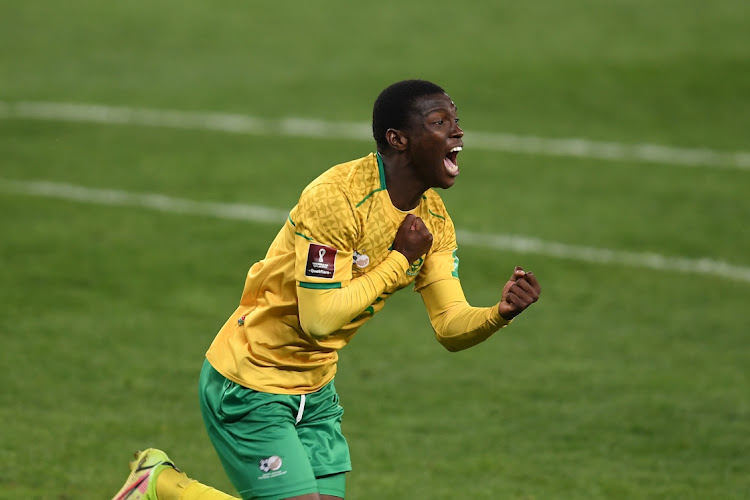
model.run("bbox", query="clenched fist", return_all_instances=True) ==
[498,266,541,321]
[392,214,433,263]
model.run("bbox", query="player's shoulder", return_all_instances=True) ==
[300,153,380,207]
[421,189,457,251]
[421,188,453,222]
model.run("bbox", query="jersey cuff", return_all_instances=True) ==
[389,250,411,271]
[491,303,512,327]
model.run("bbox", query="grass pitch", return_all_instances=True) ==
[1,1,749,498]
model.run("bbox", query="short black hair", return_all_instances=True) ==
[372,79,446,151]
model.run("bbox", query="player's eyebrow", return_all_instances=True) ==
[423,105,458,116]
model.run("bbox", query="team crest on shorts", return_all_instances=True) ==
[259,456,283,473]
[258,455,286,480]
[305,243,337,279]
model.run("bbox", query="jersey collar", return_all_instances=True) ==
[375,152,387,190]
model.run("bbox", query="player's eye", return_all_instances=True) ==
[434,120,444,126]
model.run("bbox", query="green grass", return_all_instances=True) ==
[1,1,749,499]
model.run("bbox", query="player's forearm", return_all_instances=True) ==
[421,279,510,352]
[298,251,410,338]
[432,303,508,351]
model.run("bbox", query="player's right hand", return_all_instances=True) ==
[392,214,433,263]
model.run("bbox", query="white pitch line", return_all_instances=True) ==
[1,100,749,170]
[2,178,749,284]
[0,179,288,224]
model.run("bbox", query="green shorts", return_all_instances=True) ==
[198,359,351,500]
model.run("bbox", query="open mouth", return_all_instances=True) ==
[444,146,462,176]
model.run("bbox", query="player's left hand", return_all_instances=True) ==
[498,266,541,321]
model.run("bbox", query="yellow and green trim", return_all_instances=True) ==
[299,282,342,289]
[355,152,387,208]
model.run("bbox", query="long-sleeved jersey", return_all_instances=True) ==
[206,153,508,394]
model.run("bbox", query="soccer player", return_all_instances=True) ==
[112,80,541,500]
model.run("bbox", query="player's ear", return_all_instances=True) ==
[386,128,408,151]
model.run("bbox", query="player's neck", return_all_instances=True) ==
[378,152,426,211]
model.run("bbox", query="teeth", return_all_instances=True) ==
[449,146,462,153]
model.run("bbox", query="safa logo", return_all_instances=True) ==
[406,256,424,276]
[259,456,282,473]
[258,455,287,480]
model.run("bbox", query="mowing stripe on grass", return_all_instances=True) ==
[2,178,749,284]
[1,100,749,170]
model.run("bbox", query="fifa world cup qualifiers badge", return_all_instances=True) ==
[305,243,337,279]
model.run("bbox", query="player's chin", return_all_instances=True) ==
[431,160,459,189]
[439,172,459,189]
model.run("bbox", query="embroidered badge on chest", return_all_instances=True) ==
[353,250,370,269]
[305,243,337,279]
[406,256,425,276]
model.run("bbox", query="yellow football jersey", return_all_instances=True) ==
[206,153,460,394]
